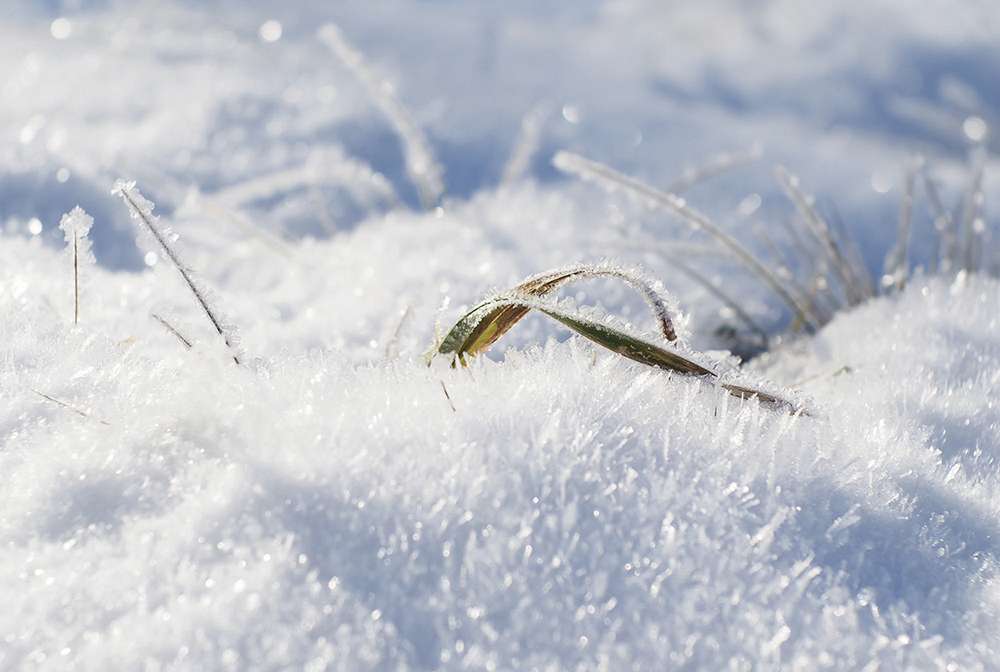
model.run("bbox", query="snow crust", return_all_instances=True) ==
[2,1,1000,670]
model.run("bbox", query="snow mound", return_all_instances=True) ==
[3,256,999,669]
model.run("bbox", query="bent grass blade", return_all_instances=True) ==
[431,264,802,413]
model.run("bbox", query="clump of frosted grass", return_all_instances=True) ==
[58,206,95,325]
[556,149,1000,341]
[554,151,822,335]
[113,179,242,364]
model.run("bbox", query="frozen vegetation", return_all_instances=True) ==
[2,1,1000,670]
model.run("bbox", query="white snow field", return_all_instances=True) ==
[3,1,1000,670]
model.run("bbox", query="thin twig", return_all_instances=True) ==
[114,181,241,365]
[32,389,110,425]
[440,380,456,412]
[151,312,194,350]
[72,233,80,324]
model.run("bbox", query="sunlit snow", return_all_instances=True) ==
[2,1,1000,670]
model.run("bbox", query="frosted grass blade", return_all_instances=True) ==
[113,180,242,364]
[319,23,446,210]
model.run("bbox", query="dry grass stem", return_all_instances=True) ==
[319,23,446,210]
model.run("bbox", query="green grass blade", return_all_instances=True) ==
[535,307,713,376]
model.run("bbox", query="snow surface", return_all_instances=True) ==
[2,1,1000,670]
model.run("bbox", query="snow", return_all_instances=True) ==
[2,1,1000,670]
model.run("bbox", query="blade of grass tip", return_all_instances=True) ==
[960,149,986,273]
[319,23,446,211]
[32,389,111,425]
[113,180,241,364]
[665,143,763,194]
[775,166,871,306]
[719,382,798,410]
[555,151,819,334]
[885,158,920,291]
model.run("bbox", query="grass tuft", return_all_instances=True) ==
[554,151,821,335]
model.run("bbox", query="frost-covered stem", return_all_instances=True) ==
[776,166,873,305]
[114,181,241,364]
[663,254,769,348]
[516,262,678,342]
[59,206,94,326]
[920,171,952,276]
[72,233,80,324]
[501,105,547,190]
[33,389,110,425]
[960,150,986,273]
[555,151,818,333]
[151,312,194,350]
[319,23,446,210]
[665,143,762,194]
[885,159,919,291]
